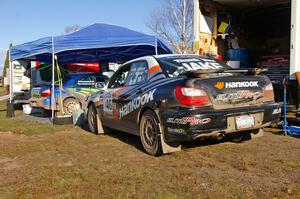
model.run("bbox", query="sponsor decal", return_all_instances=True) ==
[166,117,211,125]
[167,127,185,133]
[119,89,157,118]
[174,58,223,71]
[215,81,259,90]
[215,90,262,103]
[225,81,258,89]
[215,82,225,90]
[77,80,94,86]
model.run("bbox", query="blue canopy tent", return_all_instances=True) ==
[10,23,171,63]
[9,23,172,120]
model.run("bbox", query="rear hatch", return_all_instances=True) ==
[193,73,271,109]
[31,85,52,99]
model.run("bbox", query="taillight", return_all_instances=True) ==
[263,83,274,101]
[41,89,53,97]
[175,86,211,106]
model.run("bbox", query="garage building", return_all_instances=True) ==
[193,0,299,118]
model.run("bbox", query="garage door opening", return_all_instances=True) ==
[194,0,299,115]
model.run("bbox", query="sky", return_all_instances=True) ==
[0,0,163,74]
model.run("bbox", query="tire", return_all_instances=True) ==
[87,104,98,134]
[63,98,80,115]
[87,104,110,135]
[139,110,162,156]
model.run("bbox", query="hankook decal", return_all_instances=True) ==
[215,82,225,90]
[119,89,157,118]
[225,81,258,88]
[215,81,259,90]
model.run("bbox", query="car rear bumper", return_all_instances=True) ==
[160,102,281,142]
[29,97,59,111]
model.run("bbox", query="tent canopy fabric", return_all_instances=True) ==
[10,23,172,63]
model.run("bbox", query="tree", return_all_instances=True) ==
[62,25,82,35]
[147,0,194,54]
[2,43,12,77]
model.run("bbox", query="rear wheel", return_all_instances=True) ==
[140,110,162,156]
[63,98,80,115]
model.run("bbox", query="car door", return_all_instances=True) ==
[114,61,149,134]
[101,61,149,134]
[100,64,131,130]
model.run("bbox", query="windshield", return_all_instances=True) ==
[156,55,231,77]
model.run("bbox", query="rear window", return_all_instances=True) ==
[157,55,231,77]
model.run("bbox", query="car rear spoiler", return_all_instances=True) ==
[183,68,268,78]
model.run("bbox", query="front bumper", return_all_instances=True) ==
[160,102,281,142]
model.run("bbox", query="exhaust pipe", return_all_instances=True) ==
[213,133,225,140]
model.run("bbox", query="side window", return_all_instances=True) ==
[124,61,148,86]
[108,65,130,88]
[95,76,109,84]
[77,76,94,87]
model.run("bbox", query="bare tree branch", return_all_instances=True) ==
[146,0,193,54]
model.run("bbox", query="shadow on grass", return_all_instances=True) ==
[79,123,145,152]
[107,130,145,152]
[79,122,256,154]
[104,128,230,154]
[181,139,224,149]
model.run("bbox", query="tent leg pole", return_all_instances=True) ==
[9,48,13,103]
[51,36,55,123]
[7,48,15,118]
[155,36,158,55]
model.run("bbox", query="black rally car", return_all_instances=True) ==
[86,54,281,156]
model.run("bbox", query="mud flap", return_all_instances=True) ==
[159,124,181,154]
[96,114,105,135]
[251,129,264,139]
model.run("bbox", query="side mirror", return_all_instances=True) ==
[94,82,106,89]
[103,71,115,78]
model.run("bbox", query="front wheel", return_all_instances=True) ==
[87,104,98,134]
[87,104,111,135]
[139,110,162,156]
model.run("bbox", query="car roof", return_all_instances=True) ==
[153,54,209,59]
[67,73,102,76]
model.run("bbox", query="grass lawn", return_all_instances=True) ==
[0,98,299,199]
[0,100,75,135]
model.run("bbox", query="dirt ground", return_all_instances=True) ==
[0,126,299,199]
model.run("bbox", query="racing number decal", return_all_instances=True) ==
[103,94,116,119]
[103,87,130,120]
